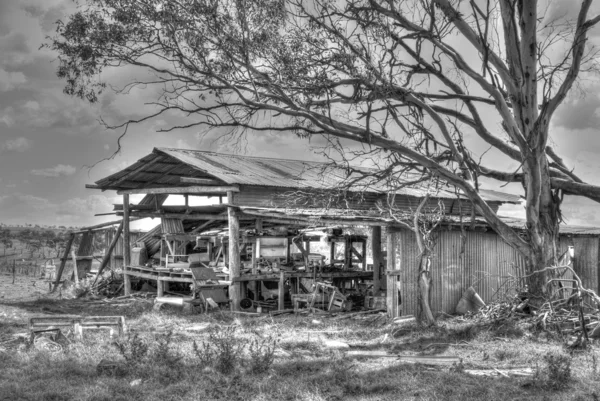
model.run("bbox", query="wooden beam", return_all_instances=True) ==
[122,212,251,220]
[240,209,391,227]
[117,186,240,195]
[52,233,74,292]
[228,191,242,311]
[111,156,164,187]
[92,222,123,286]
[278,271,285,311]
[180,177,225,185]
[371,226,382,293]
[191,220,218,234]
[73,217,141,233]
[123,194,131,296]
[386,230,400,318]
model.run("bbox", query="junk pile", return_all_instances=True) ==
[464,290,600,347]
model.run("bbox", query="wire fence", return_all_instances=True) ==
[0,260,75,278]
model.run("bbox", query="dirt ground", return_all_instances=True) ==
[0,273,50,302]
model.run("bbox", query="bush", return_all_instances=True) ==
[194,326,245,375]
[193,326,278,375]
[534,351,572,390]
[248,334,277,374]
[114,333,148,367]
[152,330,181,368]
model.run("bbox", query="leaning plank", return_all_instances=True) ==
[117,186,239,195]
[52,233,74,292]
[92,222,124,285]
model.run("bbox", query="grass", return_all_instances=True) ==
[1,299,600,401]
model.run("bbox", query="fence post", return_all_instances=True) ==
[12,259,15,284]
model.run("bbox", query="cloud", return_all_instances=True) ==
[30,164,76,177]
[553,93,600,130]
[0,136,32,152]
[57,194,114,216]
[0,68,26,91]
[14,193,54,211]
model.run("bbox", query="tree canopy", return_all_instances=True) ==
[49,0,600,295]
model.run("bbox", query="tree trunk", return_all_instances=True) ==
[524,160,562,300]
[417,254,435,325]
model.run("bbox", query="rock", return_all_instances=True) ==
[130,379,142,387]
[323,340,350,349]
[311,319,322,325]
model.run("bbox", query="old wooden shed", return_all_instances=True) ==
[84,147,599,316]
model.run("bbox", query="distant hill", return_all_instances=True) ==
[0,225,78,236]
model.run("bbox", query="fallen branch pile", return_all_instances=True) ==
[466,264,600,347]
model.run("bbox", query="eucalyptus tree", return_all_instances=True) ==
[49,0,600,299]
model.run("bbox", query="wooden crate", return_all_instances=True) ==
[365,295,386,310]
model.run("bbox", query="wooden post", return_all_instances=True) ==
[253,218,262,302]
[123,194,131,296]
[227,191,241,311]
[371,226,382,294]
[330,241,335,265]
[71,250,79,282]
[386,230,400,318]
[278,270,285,311]
[52,233,74,292]
[92,222,124,285]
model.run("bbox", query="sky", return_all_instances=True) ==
[1,0,600,230]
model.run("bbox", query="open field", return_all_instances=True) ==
[1,276,600,401]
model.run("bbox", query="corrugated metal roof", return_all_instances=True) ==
[93,148,520,203]
[96,148,516,203]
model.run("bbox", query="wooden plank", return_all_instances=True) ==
[72,217,141,234]
[52,233,74,293]
[180,177,224,185]
[71,250,79,282]
[386,230,399,318]
[93,222,124,285]
[123,194,131,296]
[117,186,239,195]
[232,271,373,282]
[121,212,251,220]
[372,226,382,293]
[228,191,241,311]
[279,271,285,311]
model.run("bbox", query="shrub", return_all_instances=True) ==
[534,351,572,390]
[114,333,148,367]
[194,326,245,375]
[193,327,278,375]
[248,334,277,374]
[152,330,181,367]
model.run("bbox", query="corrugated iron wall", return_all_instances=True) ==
[394,229,599,316]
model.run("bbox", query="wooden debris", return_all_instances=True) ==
[347,350,395,358]
[464,367,533,377]
[322,339,350,349]
[396,355,462,366]
[391,315,416,325]
[333,309,385,320]
[346,351,462,366]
